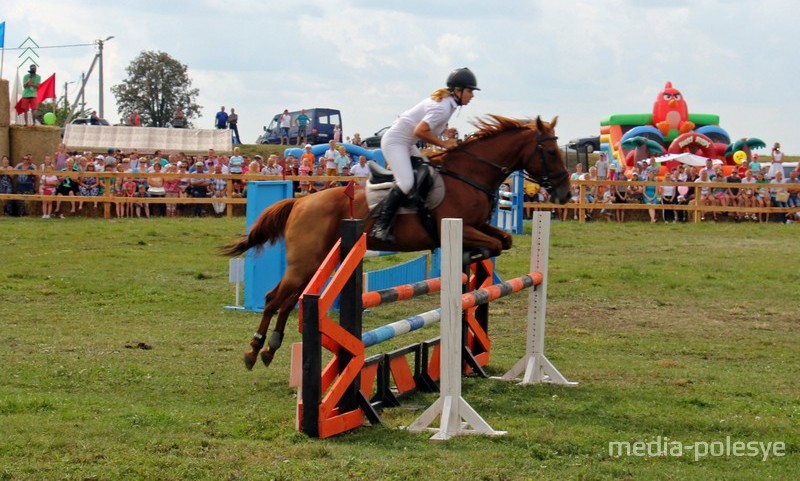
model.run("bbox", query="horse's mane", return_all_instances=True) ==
[466,114,535,142]
[427,114,536,161]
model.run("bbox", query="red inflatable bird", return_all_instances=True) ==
[653,81,695,136]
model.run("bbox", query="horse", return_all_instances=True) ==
[222,115,571,369]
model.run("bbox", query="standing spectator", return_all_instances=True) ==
[298,156,312,196]
[20,65,41,126]
[122,175,137,217]
[39,165,58,219]
[336,145,351,174]
[90,111,101,125]
[643,170,659,223]
[278,109,291,145]
[164,164,180,218]
[134,183,150,218]
[129,110,142,127]
[229,147,245,196]
[0,157,14,213]
[767,142,784,180]
[228,108,240,144]
[324,140,341,176]
[595,152,609,180]
[54,143,69,170]
[333,124,341,143]
[215,106,228,130]
[209,163,227,217]
[295,109,310,146]
[300,144,316,169]
[172,106,186,128]
[351,132,363,147]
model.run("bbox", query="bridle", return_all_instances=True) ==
[437,130,568,202]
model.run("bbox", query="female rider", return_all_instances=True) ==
[371,67,479,242]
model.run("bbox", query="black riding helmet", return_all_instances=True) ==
[446,68,480,91]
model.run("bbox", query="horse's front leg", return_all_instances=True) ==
[461,225,505,257]
[478,223,514,250]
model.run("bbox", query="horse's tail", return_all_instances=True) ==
[219,198,297,256]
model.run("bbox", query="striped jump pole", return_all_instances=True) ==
[361,273,542,348]
[362,274,467,309]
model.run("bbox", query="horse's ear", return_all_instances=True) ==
[535,116,545,132]
[551,116,558,129]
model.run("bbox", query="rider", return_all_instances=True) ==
[370,67,479,242]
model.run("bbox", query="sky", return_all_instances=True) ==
[3,0,799,153]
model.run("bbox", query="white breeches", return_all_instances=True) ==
[380,127,422,194]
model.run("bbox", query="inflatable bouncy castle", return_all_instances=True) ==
[599,82,763,175]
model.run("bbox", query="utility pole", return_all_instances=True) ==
[97,36,114,119]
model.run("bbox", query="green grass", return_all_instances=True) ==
[1,217,798,480]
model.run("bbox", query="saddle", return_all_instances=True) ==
[365,157,444,240]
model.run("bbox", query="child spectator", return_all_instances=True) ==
[134,183,150,218]
[229,147,245,197]
[298,157,312,196]
[164,164,180,218]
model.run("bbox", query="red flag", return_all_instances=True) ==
[14,73,56,114]
[36,74,57,103]
[343,180,355,200]
[343,180,355,219]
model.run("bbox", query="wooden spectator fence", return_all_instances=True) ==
[529,179,800,224]
[0,170,366,219]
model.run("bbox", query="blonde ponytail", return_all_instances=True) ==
[430,88,452,102]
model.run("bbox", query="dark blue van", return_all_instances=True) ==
[257,108,342,145]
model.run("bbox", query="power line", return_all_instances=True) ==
[2,42,96,51]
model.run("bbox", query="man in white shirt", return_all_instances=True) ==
[279,109,291,145]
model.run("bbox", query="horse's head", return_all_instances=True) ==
[520,116,571,204]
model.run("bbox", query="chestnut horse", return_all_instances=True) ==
[223,115,570,369]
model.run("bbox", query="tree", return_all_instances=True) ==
[111,50,201,128]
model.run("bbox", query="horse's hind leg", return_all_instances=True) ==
[244,287,281,370]
[259,290,301,367]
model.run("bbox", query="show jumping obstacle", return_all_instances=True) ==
[296,212,575,439]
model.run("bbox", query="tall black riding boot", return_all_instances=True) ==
[370,186,405,243]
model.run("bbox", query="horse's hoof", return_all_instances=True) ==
[244,351,258,370]
[260,349,275,368]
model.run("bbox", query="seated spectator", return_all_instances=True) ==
[769,170,789,224]
[754,172,769,223]
[351,155,370,184]
[311,164,329,193]
[695,169,714,221]
[189,161,209,217]
[739,169,757,222]
[726,168,743,221]
[262,154,284,176]
[660,168,677,223]
[147,162,166,216]
[785,169,799,222]
[77,163,101,210]
[710,166,728,221]
[14,154,38,216]
[0,157,14,215]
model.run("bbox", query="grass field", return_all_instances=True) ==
[1,217,798,480]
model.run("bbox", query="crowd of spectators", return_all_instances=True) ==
[526,146,800,224]
[0,141,372,219]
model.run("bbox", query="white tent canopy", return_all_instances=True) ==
[654,153,723,167]
[63,125,233,154]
